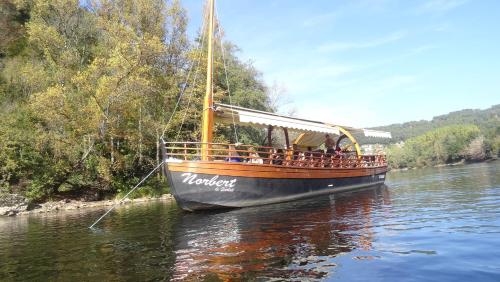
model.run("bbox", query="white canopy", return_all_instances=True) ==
[215,104,340,135]
[292,131,390,148]
[362,129,392,138]
[214,103,391,139]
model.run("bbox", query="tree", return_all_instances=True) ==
[463,136,487,161]
[386,124,481,169]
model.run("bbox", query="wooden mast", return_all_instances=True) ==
[201,0,215,160]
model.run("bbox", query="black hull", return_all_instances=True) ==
[163,162,386,211]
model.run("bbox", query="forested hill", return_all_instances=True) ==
[364,104,500,145]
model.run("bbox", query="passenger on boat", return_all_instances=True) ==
[312,149,324,167]
[314,148,324,155]
[292,144,301,160]
[302,146,313,166]
[271,148,284,165]
[249,147,263,164]
[325,134,335,154]
[297,151,306,166]
[225,145,241,162]
[290,144,302,166]
[305,146,313,157]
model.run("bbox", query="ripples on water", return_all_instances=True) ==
[0,162,499,281]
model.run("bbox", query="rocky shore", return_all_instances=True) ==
[0,193,174,217]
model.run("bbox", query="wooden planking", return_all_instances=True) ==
[166,161,387,179]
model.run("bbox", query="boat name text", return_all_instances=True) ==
[181,173,236,192]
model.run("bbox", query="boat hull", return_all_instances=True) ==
[163,160,387,211]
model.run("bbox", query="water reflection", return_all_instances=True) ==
[171,185,391,280]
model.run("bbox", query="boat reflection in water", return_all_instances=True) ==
[171,185,391,280]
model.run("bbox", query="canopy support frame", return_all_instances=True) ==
[283,127,290,149]
[336,126,362,157]
[267,125,273,147]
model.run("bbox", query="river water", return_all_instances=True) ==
[0,162,499,281]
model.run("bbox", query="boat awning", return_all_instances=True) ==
[215,103,340,135]
[293,129,391,148]
[214,103,391,139]
[361,129,392,138]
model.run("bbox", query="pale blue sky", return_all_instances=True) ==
[182,0,500,127]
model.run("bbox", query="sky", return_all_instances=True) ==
[181,0,500,127]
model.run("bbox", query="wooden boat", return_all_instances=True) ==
[160,0,391,211]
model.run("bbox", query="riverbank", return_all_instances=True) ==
[389,158,497,172]
[0,193,175,217]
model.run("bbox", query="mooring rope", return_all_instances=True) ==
[89,161,165,229]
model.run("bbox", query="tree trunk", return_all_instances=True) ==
[139,107,143,164]
[156,129,160,180]
[110,136,114,164]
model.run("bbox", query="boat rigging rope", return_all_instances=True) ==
[173,7,211,142]
[174,22,208,141]
[89,161,165,229]
[160,7,209,140]
[159,57,195,140]
[161,5,239,144]
[215,7,239,144]
[174,52,204,142]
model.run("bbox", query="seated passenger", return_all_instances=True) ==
[297,151,306,166]
[249,147,263,164]
[305,146,313,158]
[312,149,324,167]
[272,148,284,165]
[292,144,301,160]
[225,145,241,162]
[314,148,324,154]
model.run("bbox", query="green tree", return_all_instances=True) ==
[387,124,482,169]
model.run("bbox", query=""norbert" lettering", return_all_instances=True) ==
[181,173,237,188]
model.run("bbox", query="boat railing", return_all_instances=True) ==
[162,142,387,168]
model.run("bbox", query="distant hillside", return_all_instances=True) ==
[361,104,500,145]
